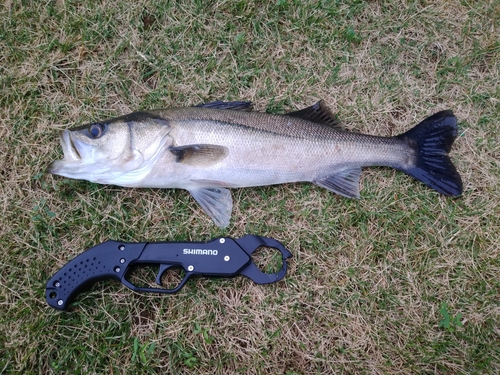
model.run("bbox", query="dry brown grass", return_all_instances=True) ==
[1,0,499,374]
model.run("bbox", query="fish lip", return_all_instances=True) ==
[61,130,82,161]
[47,130,84,175]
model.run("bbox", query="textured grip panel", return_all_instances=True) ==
[45,241,146,310]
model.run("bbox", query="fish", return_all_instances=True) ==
[48,100,462,227]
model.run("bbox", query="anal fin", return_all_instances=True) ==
[313,168,362,198]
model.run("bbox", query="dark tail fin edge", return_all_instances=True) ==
[396,110,463,196]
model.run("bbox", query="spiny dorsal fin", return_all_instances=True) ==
[169,144,228,166]
[286,100,344,130]
[195,101,254,111]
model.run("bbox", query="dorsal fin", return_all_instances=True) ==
[286,100,344,130]
[194,101,254,111]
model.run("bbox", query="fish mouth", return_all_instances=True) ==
[47,130,84,175]
[60,130,82,161]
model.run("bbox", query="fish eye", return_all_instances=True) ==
[88,123,105,139]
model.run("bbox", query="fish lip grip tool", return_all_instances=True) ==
[45,235,292,310]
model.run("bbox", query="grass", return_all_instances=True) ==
[1,0,499,373]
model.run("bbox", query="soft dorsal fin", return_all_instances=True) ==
[286,100,344,130]
[194,101,254,111]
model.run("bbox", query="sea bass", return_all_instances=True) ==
[48,100,462,227]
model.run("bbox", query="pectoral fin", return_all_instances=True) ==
[169,144,228,166]
[314,168,362,198]
[188,187,233,228]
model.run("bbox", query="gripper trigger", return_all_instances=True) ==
[156,264,173,285]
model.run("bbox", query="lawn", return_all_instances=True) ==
[1,0,499,374]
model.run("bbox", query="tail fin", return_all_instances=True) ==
[396,110,462,196]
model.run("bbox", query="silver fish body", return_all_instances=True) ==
[48,101,462,227]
